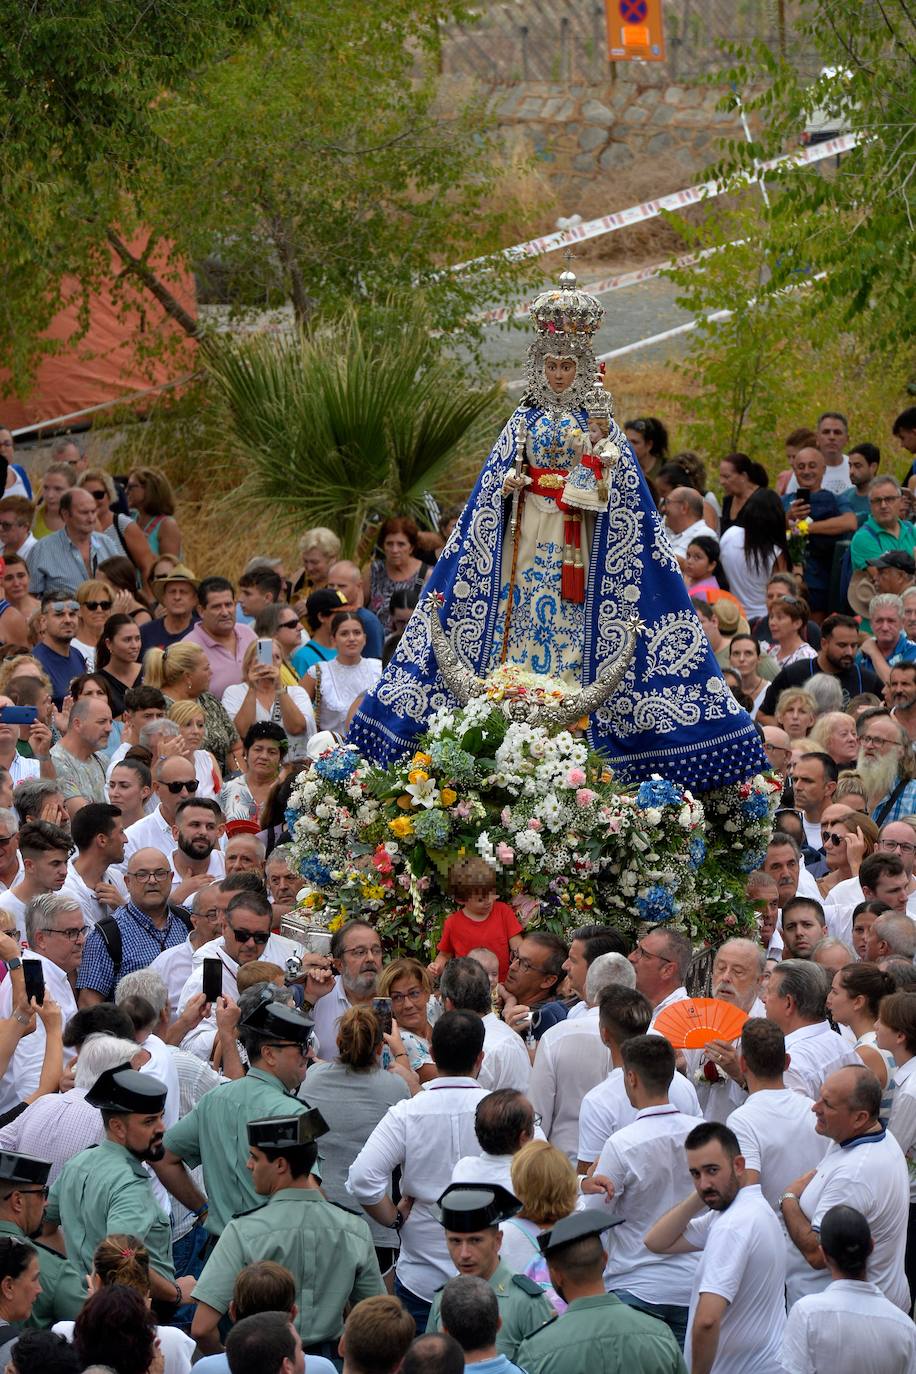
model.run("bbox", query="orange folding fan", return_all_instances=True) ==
[653,997,748,1049]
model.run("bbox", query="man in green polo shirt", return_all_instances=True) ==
[44,1067,193,1308]
[191,1111,383,1361]
[851,477,916,576]
[517,1213,686,1374]
[0,1151,84,1326]
[158,987,313,1235]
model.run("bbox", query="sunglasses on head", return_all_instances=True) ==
[162,779,199,794]
[49,601,79,614]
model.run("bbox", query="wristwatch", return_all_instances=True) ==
[778,1190,799,1209]
[6,957,22,972]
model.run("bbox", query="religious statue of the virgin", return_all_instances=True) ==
[350,269,768,791]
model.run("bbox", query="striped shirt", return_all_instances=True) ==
[27,527,121,597]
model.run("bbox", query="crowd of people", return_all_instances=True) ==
[0,408,913,1374]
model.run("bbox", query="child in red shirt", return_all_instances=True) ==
[429,856,523,982]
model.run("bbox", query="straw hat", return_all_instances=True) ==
[152,562,198,598]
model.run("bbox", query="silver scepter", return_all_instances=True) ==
[510,416,528,536]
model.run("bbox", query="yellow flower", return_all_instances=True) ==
[303,893,320,910]
[396,794,414,811]
[408,768,429,786]
[796,518,811,535]
[389,816,415,838]
[412,752,432,768]
[440,787,457,806]
[327,913,345,933]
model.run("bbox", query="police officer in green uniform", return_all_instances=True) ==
[426,1184,554,1363]
[0,1152,84,1326]
[191,1109,384,1362]
[44,1067,195,1309]
[158,988,315,1236]
[516,1213,687,1374]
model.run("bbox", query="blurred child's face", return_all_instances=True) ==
[463,886,496,919]
[469,949,499,987]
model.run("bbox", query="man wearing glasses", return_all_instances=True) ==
[629,927,692,1031]
[308,918,383,1060]
[0,893,82,1110]
[176,890,309,1061]
[31,593,88,709]
[122,755,203,866]
[824,820,916,942]
[77,847,189,1006]
[0,1151,84,1324]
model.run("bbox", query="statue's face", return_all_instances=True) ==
[544,355,577,395]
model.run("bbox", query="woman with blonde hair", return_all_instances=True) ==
[166,700,222,799]
[835,771,869,812]
[774,686,817,739]
[809,711,859,768]
[144,642,237,773]
[292,526,341,598]
[377,956,436,1080]
[69,580,114,671]
[52,1233,194,1374]
[221,637,314,748]
[502,1140,578,1309]
[304,1005,412,1279]
[125,466,181,559]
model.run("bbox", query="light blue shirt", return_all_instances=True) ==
[27,526,121,597]
[195,1355,336,1374]
[470,1356,529,1374]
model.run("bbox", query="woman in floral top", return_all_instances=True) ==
[377,957,437,1083]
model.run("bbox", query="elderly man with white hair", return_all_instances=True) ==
[528,952,636,1162]
[0,892,82,1111]
[0,1032,140,1182]
[685,938,766,1123]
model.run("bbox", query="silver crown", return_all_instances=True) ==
[529,269,604,340]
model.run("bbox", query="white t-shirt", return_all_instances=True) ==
[581,1104,704,1305]
[727,1087,829,1213]
[306,658,382,734]
[785,456,850,496]
[684,1184,786,1374]
[221,682,316,743]
[781,1278,916,1374]
[794,1130,910,1311]
[719,525,779,618]
[783,1021,859,1100]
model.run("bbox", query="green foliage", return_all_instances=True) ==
[204,306,504,557]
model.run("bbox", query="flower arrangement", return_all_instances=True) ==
[787,516,811,569]
[284,692,781,956]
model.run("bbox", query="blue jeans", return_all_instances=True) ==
[613,1289,689,1350]
[394,1275,432,1333]
[171,1222,211,1329]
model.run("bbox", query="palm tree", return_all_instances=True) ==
[205,308,504,558]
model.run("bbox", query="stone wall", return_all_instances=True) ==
[488,77,745,199]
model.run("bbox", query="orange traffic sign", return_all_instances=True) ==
[605,0,666,62]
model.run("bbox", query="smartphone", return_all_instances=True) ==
[256,638,274,667]
[0,706,38,725]
[22,960,44,1006]
[372,997,393,1036]
[202,958,222,1003]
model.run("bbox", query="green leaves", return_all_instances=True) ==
[204,305,503,555]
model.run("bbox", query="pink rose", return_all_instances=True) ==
[495,842,515,866]
[566,768,587,786]
[501,806,512,826]
[724,914,737,927]
[575,788,597,808]
[527,818,542,832]
[454,802,472,819]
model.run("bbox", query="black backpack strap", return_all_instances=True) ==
[873,777,909,828]
[168,902,194,934]
[95,913,123,981]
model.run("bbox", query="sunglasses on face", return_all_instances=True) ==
[162,779,199,794]
[277,620,300,631]
[229,926,270,946]
[822,832,846,847]
[86,490,108,500]
[82,600,113,612]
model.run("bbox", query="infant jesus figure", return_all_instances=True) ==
[562,400,621,514]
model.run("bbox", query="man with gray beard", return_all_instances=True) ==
[856,709,916,823]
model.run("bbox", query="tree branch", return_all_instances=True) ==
[105,228,200,338]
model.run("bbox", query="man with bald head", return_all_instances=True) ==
[780,1064,909,1310]
[688,939,766,1122]
[762,725,793,778]
[663,487,716,566]
[77,846,189,1004]
[866,910,916,962]
[122,754,200,865]
[326,560,384,659]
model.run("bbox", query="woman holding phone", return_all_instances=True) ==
[220,638,314,748]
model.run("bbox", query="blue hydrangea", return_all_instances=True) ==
[688,836,706,870]
[742,791,770,820]
[636,884,677,922]
[284,806,298,833]
[412,808,452,847]
[636,779,683,810]
[738,848,767,874]
[299,855,332,886]
[314,748,359,782]
[430,738,478,784]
